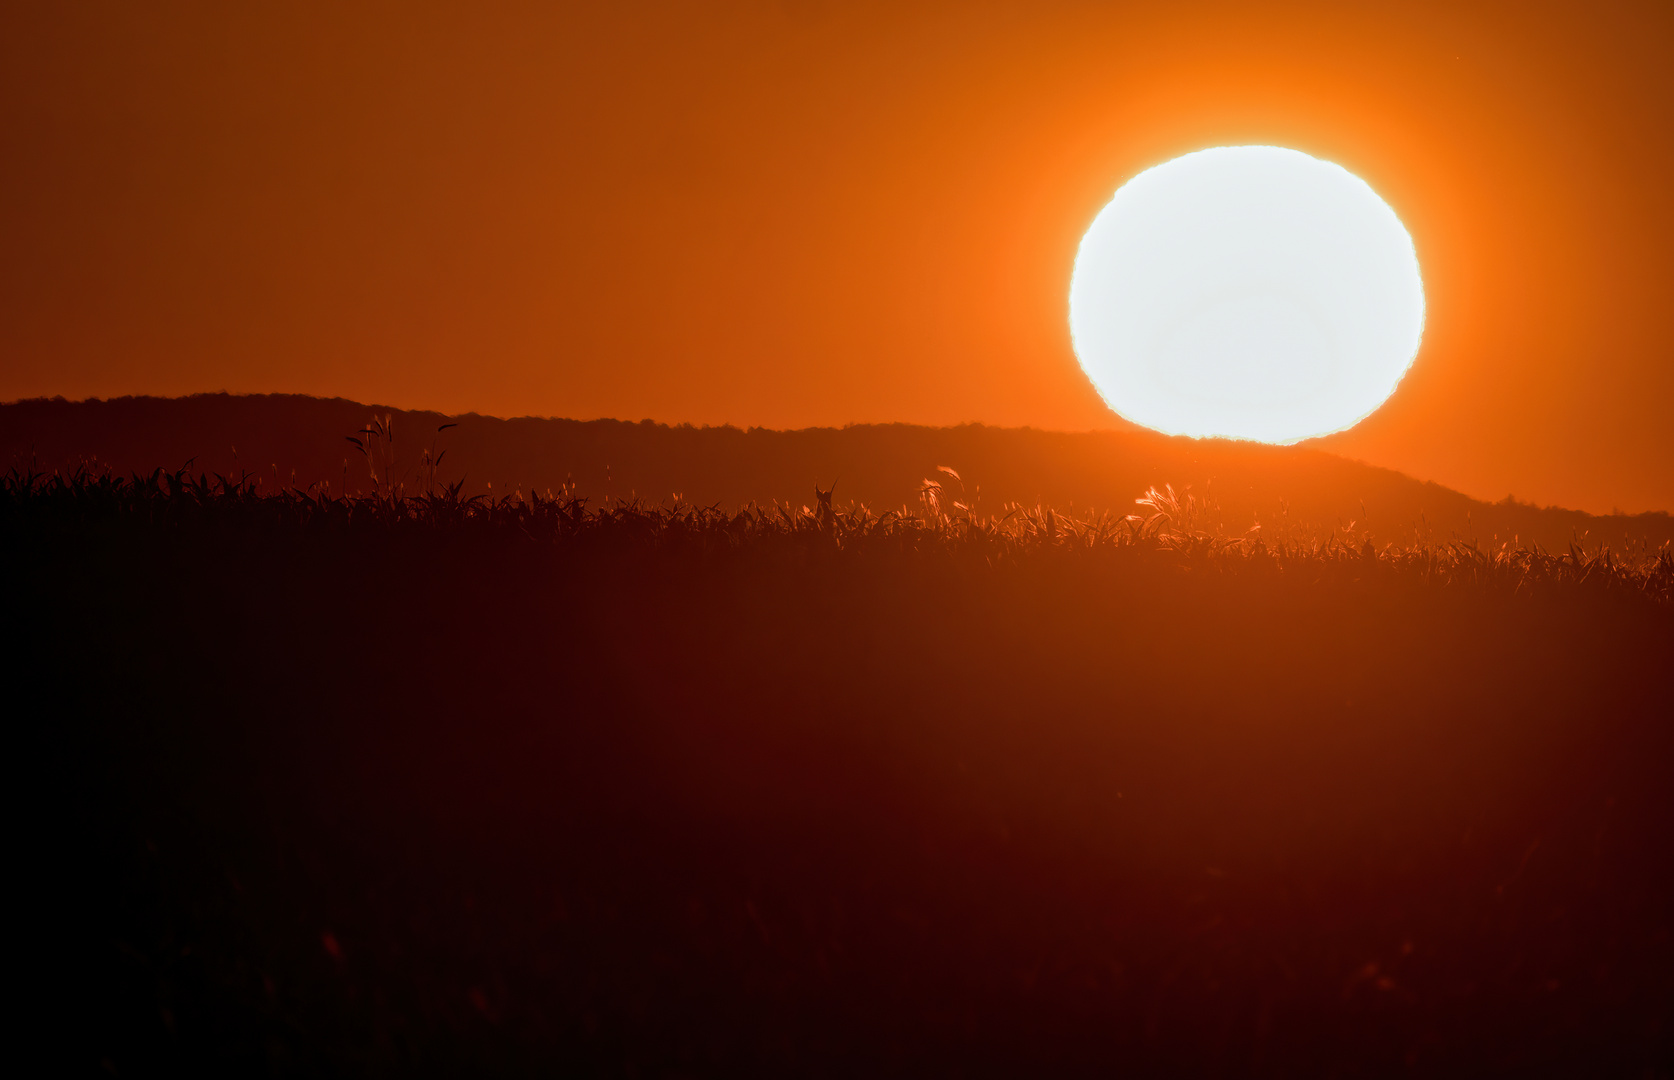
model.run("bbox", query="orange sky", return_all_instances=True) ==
[2,1,1670,513]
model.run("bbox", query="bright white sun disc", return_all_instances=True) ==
[1068,146,1424,443]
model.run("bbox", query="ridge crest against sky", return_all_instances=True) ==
[1,1,1670,513]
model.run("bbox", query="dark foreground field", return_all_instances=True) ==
[9,471,1673,1076]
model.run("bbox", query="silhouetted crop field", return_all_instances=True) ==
[9,469,1672,1076]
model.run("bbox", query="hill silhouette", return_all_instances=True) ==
[4,392,1669,554]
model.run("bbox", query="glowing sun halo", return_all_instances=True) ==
[1069,146,1425,444]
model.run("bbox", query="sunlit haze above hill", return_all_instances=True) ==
[0,1,1670,513]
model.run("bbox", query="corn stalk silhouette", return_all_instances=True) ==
[13,464,1665,607]
[346,416,457,499]
[1125,483,1224,541]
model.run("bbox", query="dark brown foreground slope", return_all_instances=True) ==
[8,471,1672,1076]
[5,392,1670,553]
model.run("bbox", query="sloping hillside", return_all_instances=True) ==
[4,393,1669,552]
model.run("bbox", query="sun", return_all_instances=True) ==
[1068,146,1425,444]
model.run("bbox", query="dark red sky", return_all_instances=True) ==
[2,1,1670,513]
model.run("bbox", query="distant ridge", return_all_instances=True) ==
[4,393,1669,553]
